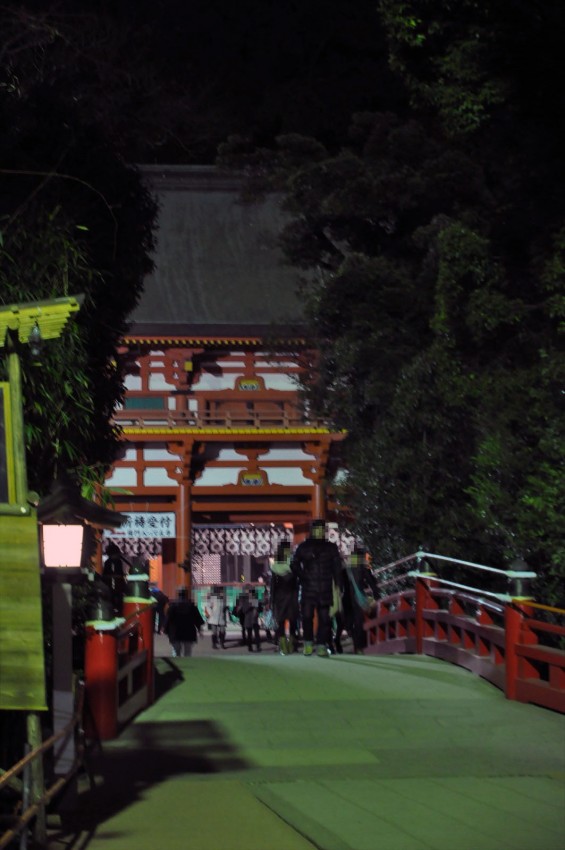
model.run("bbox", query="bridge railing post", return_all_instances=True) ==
[122,558,156,704]
[504,600,536,701]
[84,580,124,741]
[415,573,437,654]
[504,561,536,701]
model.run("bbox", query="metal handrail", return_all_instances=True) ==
[373,551,537,600]
[415,550,537,579]
[407,573,515,603]
[365,555,564,712]
[372,553,421,575]
[0,682,86,850]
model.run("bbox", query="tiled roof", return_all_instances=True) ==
[128,166,307,333]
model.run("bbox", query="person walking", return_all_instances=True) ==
[341,546,378,654]
[207,586,228,649]
[233,589,248,646]
[102,542,130,615]
[271,541,299,655]
[164,588,204,657]
[291,519,343,657]
[260,590,275,643]
[149,583,169,634]
[240,588,262,652]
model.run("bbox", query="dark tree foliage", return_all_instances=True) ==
[0,4,157,495]
[374,0,565,598]
[219,2,564,601]
[114,0,403,160]
[0,1,199,161]
[16,0,400,163]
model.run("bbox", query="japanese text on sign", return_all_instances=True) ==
[112,512,176,538]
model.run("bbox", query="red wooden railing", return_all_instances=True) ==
[113,407,325,430]
[506,601,565,712]
[81,552,563,745]
[84,605,154,741]
[364,552,565,714]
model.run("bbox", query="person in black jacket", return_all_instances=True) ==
[239,588,262,652]
[149,584,169,634]
[291,519,343,657]
[340,546,378,654]
[164,588,204,657]
[102,542,130,615]
[271,541,299,655]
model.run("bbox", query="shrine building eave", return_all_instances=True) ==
[120,426,346,438]
[123,322,310,348]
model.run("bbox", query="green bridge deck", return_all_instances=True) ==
[49,631,565,850]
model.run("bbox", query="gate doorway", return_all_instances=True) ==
[191,524,293,586]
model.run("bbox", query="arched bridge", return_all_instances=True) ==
[4,554,564,850]
[50,636,565,850]
[51,550,565,850]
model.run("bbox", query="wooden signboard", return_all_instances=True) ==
[0,510,47,709]
[0,381,46,710]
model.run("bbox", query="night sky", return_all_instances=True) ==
[67,0,404,162]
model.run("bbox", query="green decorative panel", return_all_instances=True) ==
[124,396,165,410]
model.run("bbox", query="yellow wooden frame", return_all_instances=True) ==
[0,295,82,347]
[0,381,16,505]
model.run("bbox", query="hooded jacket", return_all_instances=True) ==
[291,537,343,605]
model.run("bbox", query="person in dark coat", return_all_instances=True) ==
[239,588,262,652]
[339,546,378,654]
[149,584,169,634]
[233,588,249,646]
[271,541,299,655]
[291,519,343,657]
[102,542,129,615]
[164,588,204,657]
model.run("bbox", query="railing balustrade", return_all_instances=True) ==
[113,408,324,430]
[6,549,561,849]
[365,551,565,713]
[84,606,154,742]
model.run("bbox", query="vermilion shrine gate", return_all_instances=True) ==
[105,167,348,598]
